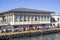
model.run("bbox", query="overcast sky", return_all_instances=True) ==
[0,0,60,14]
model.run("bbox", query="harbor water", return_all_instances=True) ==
[9,32,60,40]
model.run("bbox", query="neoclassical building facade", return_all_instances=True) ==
[0,8,55,29]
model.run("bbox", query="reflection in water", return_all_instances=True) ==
[9,33,60,40]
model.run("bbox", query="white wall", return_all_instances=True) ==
[1,12,51,25]
[51,15,60,26]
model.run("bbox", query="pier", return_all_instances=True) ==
[0,8,60,40]
[0,28,60,39]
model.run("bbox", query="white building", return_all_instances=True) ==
[51,14,60,27]
[0,8,54,31]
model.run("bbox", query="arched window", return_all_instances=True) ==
[57,17,59,22]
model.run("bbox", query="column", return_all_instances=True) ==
[13,14,15,24]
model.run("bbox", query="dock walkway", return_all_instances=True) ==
[0,28,60,39]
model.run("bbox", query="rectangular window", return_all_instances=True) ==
[24,15,27,21]
[41,15,43,21]
[47,16,50,21]
[44,16,46,21]
[38,15,40,21]
[14,14,18,22]
[20,15,23,22]
[28,15,30,21]
[14,14,20,22]
[0,17,3,23]
[31,15,33,21]
[35,15,37,21]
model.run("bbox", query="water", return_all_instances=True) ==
[9,33,60,40]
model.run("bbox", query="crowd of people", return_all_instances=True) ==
[0,25,58,33]
[0,26,42,33]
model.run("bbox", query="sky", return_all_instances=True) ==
[0,0,60,14]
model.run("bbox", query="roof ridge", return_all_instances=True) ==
[0,7,54,14]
